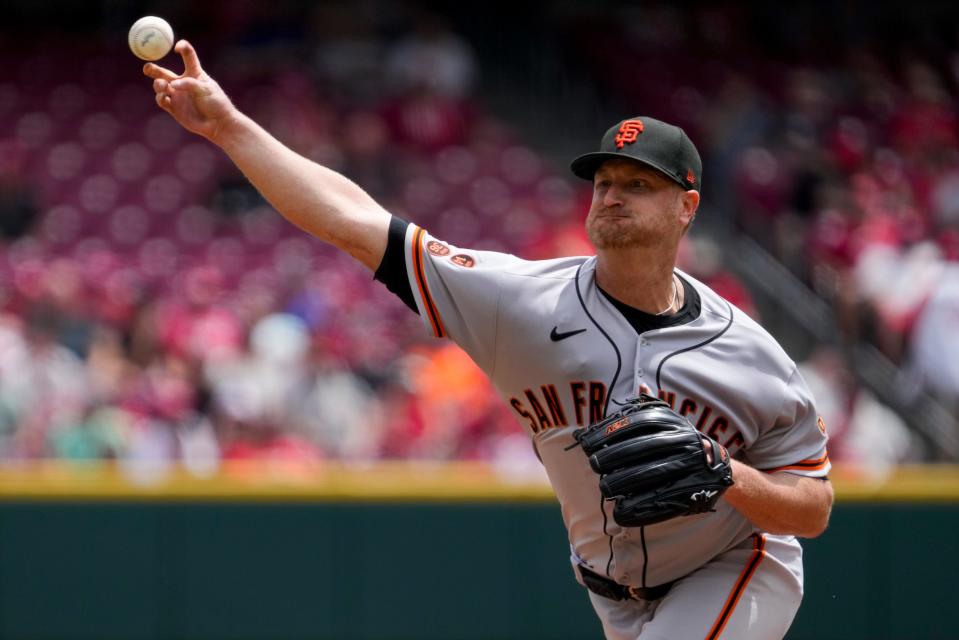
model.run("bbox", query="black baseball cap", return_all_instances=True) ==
[570,116,702,192]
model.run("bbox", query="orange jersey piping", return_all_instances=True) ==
[705,533,766,640]
[411,226,446,338]
[764,451,830,473]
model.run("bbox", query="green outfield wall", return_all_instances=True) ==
[0,464,955,639]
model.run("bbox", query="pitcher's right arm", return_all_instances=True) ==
[144,40,389,271]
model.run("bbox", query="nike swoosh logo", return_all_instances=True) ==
[550,326,587,342]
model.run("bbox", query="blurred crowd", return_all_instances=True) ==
[0,2,574,473]
[562,3,958,461]
[2,1,954,469]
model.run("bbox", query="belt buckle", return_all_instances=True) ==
[627,586,643,600]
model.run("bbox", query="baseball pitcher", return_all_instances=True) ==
[145,40,833,639]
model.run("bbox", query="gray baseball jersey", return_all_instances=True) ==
[379,219,830,637]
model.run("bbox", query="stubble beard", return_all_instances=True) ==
[586,210,661,250]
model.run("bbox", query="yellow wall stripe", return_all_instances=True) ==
[0,463,957,502]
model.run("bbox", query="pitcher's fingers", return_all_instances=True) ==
[155,92,172,113]
[700,436,715,464]
[175,39,203,77]
[143,63,177,81]
[153,78,168,94]
[639,384,655,396]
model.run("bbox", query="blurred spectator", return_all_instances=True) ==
[380,11,478,152]
[0,309,90,459]
[385,11,477,98]
[157,266,244,364]
[679,236,758,319]
[292,335,384,460]
[702,75,772,218]
[381,86,474,153]
[799,347,920,469]
[309,3,386,106]
[905,263,959,411]
[0,175,37,240]
[206,313,316,460]
[339,111,395,197]
[0,138,37,239]
[401,343,506,459]
[49,406,126,460]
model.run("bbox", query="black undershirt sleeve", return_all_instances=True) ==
[373,215,418,313]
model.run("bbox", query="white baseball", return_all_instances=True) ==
[128,16,174,62]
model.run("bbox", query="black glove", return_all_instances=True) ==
[572,394,734,527]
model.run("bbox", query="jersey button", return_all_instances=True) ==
[637,369,644,377]
[641,339,650,346]
[622,573,631,582]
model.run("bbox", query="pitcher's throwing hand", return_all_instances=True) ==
[143,40,237,143]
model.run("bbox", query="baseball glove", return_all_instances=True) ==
[571,394,734,527]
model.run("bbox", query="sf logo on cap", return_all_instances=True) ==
[615,119,644,149]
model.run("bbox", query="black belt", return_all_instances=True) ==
[578,564,674,601]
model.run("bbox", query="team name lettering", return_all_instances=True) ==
[508,383,745,451]
[510,381,607,433]
[658,389,745,453]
